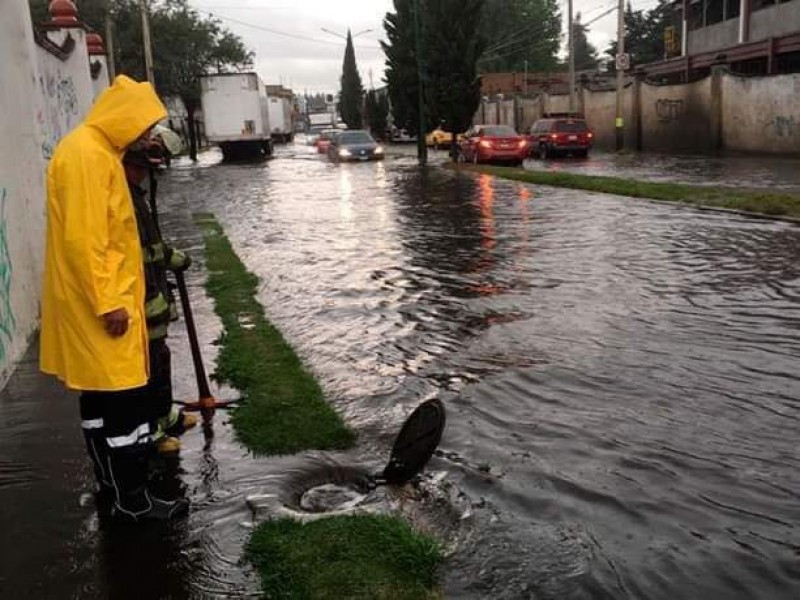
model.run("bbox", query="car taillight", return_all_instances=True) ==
[587,132,594,139]
[479,140,492,148]
[517,139,528,148]
[551,134,558,141]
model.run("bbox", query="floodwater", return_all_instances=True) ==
[521,150,800,193]
[2,141,800,599]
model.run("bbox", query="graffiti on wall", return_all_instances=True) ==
[656,99,685,123]
[37,65,79,160]
[768,115,796,138]
[0,188,16,363]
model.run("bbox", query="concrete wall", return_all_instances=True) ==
[640,78,713,153]
[36,29,95,160]
[582,89,618,149]
[750,1,800,42]
[722,72,800,153]
[687,18,740,55]
[0,0,106,386]
[474,70,799,155]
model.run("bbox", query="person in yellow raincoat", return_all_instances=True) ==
[40,75,188,523]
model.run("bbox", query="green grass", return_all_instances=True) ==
[193,212,355,455]
[245,515,444,600]
[448,163,800,218]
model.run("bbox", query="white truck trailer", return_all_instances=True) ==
[266,94,293,143]
[200,72,273,160]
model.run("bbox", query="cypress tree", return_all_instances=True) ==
[340,30,364,129]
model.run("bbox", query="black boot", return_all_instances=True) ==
[106,443,189,524]
[82,428,115,515]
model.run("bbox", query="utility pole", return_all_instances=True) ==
[615,0,626,151]
[140,0,155,86]
[105,1,116,80]
[568,0,575,113]
[413,0,427,165]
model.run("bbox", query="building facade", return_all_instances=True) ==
[645,0,800,79]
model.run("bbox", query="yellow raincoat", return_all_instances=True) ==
[40,76,167,391]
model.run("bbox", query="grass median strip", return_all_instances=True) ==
[194,213,443,598]
[246,515,443,600]
[448,163,800,218]
[193,212,355,455]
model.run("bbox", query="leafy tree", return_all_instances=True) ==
[478,0,562,73]
[339,30,364,129]
[381,0,419,135]
[29,0,252,160]
[149,1,252,159]
[424,0,485,160]
[383,0,485,161]
[606,1,672,70]
[573,13,599,71]
[364,90,389,140]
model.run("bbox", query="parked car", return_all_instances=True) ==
[315,128,340,154]
[307,125,327,146]
[529,117,593,159]
[389,127,417,143]
[327,129,385,162]
[458,125,529,165]
[425,128,464,148]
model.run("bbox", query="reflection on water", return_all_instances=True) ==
[5,142,800,599]
[171,144,799,599]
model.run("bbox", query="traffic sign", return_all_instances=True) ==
[616,53,630,71]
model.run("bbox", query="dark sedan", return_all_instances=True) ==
[327,130,385,162]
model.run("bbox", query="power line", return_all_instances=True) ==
[197,10,383,49]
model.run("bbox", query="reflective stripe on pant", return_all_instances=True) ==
[79,386,154,517]
[80,386,153,449]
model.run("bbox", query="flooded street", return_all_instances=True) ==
[3,142,800,599]
[521,150,800,193]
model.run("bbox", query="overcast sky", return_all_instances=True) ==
[190,0,659,94]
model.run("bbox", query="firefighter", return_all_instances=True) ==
[121,140,198,455]
[41,75,189,523]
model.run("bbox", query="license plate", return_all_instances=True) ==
[359,155,369,161]
[568,135,578,141]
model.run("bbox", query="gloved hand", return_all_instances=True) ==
[167,248,191,272]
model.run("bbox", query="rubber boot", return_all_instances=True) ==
[163,406,198,437]
[82,429,115,515]
[106,443,189,524]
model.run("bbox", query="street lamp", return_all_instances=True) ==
[320,27,374,41]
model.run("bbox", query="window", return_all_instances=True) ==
[482,125,517,136]
[706,0,724,24]
[339,131,374,144]
[554,120,588,133]
[726,0,740,18]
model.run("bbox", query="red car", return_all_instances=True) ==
[529,117,593,159]
[315,129,340,154]
[458,125,529,166]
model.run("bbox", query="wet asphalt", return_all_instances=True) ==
[2,142,800,599]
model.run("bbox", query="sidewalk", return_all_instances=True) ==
[0,339,99,597]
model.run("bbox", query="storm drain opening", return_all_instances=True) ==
[253,399,447,518]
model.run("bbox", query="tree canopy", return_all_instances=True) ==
[478,0,562,73]
[382,0,485,159]
[381,0,420,134]
[339,30,364,129]
[573,13,599,72]
[605,1,673,70]
[424,0,484,158]
[29,0,252,158]
[364,90,389,139]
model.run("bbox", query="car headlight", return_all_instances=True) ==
[374,146,384,154]
[339,149,352,157]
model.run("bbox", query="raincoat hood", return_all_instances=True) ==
[84,75,167,151]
